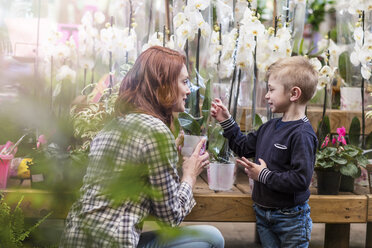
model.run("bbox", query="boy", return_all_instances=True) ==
[211,56,318,248]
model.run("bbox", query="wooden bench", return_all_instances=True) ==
[2,170,372,248]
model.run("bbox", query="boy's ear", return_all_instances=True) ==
[290,87,302,102]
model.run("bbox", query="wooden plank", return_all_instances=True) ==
[368,194,372,222]
[234,166,252,194]
[239,107,372,134]
[309,195,367,223]
[185,194,256,222]
[324,224,350,248]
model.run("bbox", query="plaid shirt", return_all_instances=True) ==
[60,113,196,247]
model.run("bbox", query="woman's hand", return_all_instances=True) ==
[181,138,209,188]
[211,98,231,122]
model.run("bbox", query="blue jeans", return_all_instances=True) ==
[137,225,224,248]
[253,202,312,248]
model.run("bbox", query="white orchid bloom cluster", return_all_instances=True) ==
[337,0,372,15]
[206,30,222,70]
[218,28,238,79]
[215,0,233,31]
[350,27,372,80]
[236,7,265,70]
[255,26,292,74]
[78,11,102,70]
[42,28,78,84]
[173,0,211,50]
[142,32,175,51]
[310,57,337,90]
[98,24,137,65]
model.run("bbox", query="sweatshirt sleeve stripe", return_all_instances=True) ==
[219,116,235,130]
[258,168,271,184]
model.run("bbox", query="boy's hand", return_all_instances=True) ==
[236,157,267,181]
[211,98,231,122]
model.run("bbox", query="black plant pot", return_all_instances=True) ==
[316,170,341,195]
[339,175,355,192]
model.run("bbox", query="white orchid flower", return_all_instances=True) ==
[361,64,371,80]
[175,22,195,49]
[236,47,254,69]
[235,1,249,21]
[81,11,93,26]
[317,38,329,52]
[94,11,105,24]
[56,65,76,82]
[166,35,175,49]
[187,0,210,11]
[276,27,292,41]
[353,27,364,47]
[319,65,334,78]
[199,21,211,38]
[218,60,235,79]
[79,57,95,70]
[173,12,187,28]
[53,44,71,62]
[215,0,233,26]
[210,31,220,45]
[317,75,329,89]
[142,32,163,51]
[364,31,372,44]
[310,58,322,71]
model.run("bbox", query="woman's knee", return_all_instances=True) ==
[184,225,225,248]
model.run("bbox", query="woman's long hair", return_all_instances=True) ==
[115,46,186,126]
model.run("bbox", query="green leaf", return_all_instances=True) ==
[340,162,359,178]
[178,112,203,135]
[348,117,360,146]
[207,125,225,160]
[330,156,348,165]
[253,114,263,130]
[356,155,369,168]
[317,116,330,149]
[339,51,352,83]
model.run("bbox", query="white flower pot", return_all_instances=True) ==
[181,135,205,157]
[207,162,236,191]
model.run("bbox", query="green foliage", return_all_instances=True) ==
[317,115,330,149]
[179,79,211,136]
[348,117,361,146]
[0,195,52,247]
[252,114,263,131]
[207,125,226,162]
[70,92,117,151]
[306,0,335,32]
[338,51,351,83]
[315,144,368,178]
[178,112,204,135]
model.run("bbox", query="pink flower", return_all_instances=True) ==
[36,134,47,149]
[338,136,347,145]
[321,136,329,148]
[337,126,346,137]
[332,138,336,145]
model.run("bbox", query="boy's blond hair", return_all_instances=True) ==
[266,56,318,104]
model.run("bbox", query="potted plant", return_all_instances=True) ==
[206,123,236,191]
[315,126,369,194]
[178,79,211,156]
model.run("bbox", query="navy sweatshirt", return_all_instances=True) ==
[221,116,318,208]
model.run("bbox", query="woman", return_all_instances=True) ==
[60,46,224,248]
